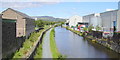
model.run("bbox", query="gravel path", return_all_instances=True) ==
[42,29,52,58]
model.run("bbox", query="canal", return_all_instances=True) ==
[55,26,120,58]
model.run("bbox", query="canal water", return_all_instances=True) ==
[55,26,120,58]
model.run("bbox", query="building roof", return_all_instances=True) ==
[100,9,118,14]
[2,8,33,19]
[118,1,120,9]
[83,13,95,17]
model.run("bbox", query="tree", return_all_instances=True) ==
[88,24,94,32]
[35,20,57,28]
[35,20,44,27]
[95,25,101,31]
[83,27,88,32]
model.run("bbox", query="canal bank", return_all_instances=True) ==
[55,26,120,58]
[62,26,120,54]
[50,28,65,59]
[12,25,52,59]
[34,26,64,59]
[42,29,52,58]
[33,27,52,59]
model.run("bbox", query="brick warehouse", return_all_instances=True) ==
[2,8,35,38]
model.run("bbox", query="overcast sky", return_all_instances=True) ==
[0,0,119,18]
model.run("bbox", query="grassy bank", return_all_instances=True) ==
[34,32,47,59]
[63,26,120,53]
[50,28,65,59]
[34,41,43,59]
[64,26,98,41]
[65,26,84,36]
[13,26,50,58]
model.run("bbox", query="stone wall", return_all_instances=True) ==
[87,31,120,53]
[96,39,120,53]
[25,18,35,38]
[2,19,25,58]
[2,19,16,58]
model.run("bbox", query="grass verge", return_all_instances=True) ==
[33,42,43,59]
[65,26,84,36]
[13,25,50,58]
[50,28,65,59]
[33,33,47,59]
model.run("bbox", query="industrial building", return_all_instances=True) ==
[69,15,83,27]
[83,13,102,28]
[118,1,120,10]
[100,10,118,32]
[117,1,120,32]
[67,9,120,33]
[2,8,35,38]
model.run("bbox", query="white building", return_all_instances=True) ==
[117,1,120,32]
[65,19,69,23]
[100,10,118,32]
[117,10,120,32]
[83,13,102,28]
[69,15,82,27]
[118,1,120,10]
[82,10,119,32]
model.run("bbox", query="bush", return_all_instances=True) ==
[88,24,94,32]
[13,29,44,58]
[35,20,57,28]
[95,25,101,31]
[83,27,88,32]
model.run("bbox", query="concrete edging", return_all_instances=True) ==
[23,27,52,59]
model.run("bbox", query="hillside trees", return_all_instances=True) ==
[35,20,56,27]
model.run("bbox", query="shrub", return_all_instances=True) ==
[88,24,94,32]
[95,25,101,31]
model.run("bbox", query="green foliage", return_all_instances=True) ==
[35,20,56,27]
[88,24,94,32]
[34,43,43,59]
[76,24,78,27]
[35,20,44,27]
[54,24,61,27]
[83,27,88,32]
[60,22,65,24]
[65,26,84,36]
[66,26,69,30]
[13,31,42,58]
[95,25,101,31]
[50,28,65,59]
[13,26,50,58]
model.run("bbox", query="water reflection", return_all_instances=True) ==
[55,27,120,58]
